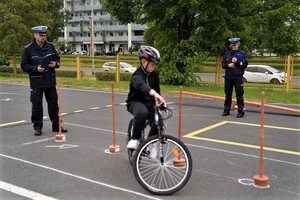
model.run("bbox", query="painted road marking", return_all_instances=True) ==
[74,110,84,113]
[0,153,162,200]
[90,107,101,110]
[0,180,57,200]
[0,103,126,128]
[184,120,300,156]
[1,98,13,101]
[22,137,55,146]
[46,144,79,149]
[0,120,27,127]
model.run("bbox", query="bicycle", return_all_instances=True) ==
[126,105,193,195]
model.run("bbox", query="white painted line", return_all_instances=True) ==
[0,180,57,200]
[64,122,126,135]
[21,137,54,146]
[0,153,162,200]
[186,143,300,166]
[46,144,79,149]
[1,98,13,101]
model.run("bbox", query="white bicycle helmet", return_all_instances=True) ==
[138,46,161,64]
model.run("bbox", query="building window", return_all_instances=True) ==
[134,30,144,36]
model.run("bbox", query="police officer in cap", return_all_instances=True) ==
[221,38,248,118]
[21,26,67,135]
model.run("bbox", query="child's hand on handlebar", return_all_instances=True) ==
[154,93,166,107]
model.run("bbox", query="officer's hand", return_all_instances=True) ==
[228,63,235,68]
[232,57,237,63]
[48,61,56,68]
[37,65,44,72]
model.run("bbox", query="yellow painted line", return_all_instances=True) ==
[90,107,100,110]
[74,110,84,113]
[184,120,300,156]
[0,120,27,127]
[61,113,68,116]
[187,136,300,156]
[105,105,112,108]
[226,121,300,132]
[119,102,127,106]
[184,121,228,137]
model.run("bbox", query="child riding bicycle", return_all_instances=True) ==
[126,46,166,157]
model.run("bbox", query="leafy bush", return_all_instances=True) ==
[56,70,82,78]
[95,71,132,81]
[0,66,81,78]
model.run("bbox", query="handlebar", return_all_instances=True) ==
[154,104,173,120]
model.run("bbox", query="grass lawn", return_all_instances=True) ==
[0,75,299,105]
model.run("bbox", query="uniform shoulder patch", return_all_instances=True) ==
[24,43,32,49]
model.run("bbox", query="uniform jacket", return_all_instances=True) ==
[126,66,160,108]
[222,50,248,78]
[21,39,60,89]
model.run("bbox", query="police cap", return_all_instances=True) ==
[228,38,241,45]
[31,26,48,36]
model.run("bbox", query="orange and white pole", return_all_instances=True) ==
[108,82,120,153]
[253,91,269,188]
[173,86,185,168]
[55,79,66,142]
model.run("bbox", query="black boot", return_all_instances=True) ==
[52,127,68,133]
[34,129,42,136]
[237,111,245,118]
[222,110,230,116]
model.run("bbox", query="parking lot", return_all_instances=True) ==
[0,82,299,200]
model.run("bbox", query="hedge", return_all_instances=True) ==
[95,71,132,81]
[0,66,81,78]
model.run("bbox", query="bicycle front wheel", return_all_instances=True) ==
[132,135,192,195]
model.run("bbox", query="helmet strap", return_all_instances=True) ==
[140,59,150,74]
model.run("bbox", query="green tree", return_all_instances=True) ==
[0,0,67,60]
[251,0,300,56]
[105,0,300,85]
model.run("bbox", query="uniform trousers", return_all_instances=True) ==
[30,86,59,130]
[224,77,244,113]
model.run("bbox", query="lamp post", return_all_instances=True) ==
[89,0,95,75]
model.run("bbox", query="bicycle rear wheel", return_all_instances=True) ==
[132,135,192,195]
[126,119,135,165]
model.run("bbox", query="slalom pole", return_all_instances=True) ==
[253,91,269,188]
[178,86,183,141]
[173,86,185,168]
[55,79,66,142]
[108,82,120,153]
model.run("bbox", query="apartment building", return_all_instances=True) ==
[60,0,147,54]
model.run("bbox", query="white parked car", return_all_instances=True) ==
[243,65,286,84]
[102,62,137,73]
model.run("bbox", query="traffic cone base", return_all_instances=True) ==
[55,134,66,142]
[253,175,270,189]
[109,144,120,153]
[173,157,186,168]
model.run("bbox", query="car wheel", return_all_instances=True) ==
[242,77,247,83]
[270,78,280,84]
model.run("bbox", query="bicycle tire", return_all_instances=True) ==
[126,119,135,165]
[132,135,192,195]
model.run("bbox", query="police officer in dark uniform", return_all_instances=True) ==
[222,38,248,118]
[21,26,67,136]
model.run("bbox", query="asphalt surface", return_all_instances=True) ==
[0,82,299,200]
